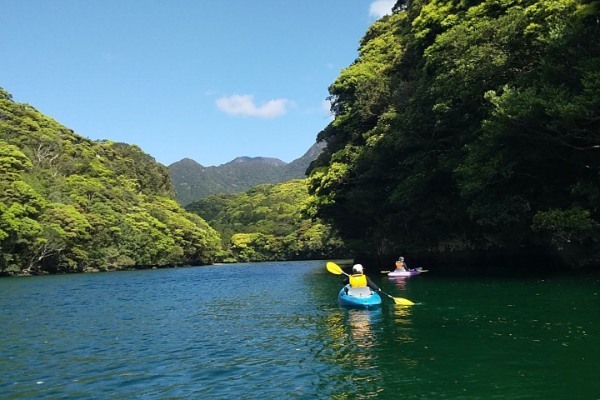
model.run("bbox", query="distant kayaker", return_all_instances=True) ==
[394,257,409,272]
[343,264,381,292]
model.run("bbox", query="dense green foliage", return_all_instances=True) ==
[0,88,222,274]
[307,0,600,269]
[186,179,348,262]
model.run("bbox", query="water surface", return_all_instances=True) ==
[0,261,598,399]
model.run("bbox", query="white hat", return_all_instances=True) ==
[352,264,363,273]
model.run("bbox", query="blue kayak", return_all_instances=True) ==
[338,285,382,309]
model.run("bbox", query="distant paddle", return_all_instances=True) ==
[382,269,429,274]
[326,262,415,306]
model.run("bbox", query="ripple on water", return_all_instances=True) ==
[1,264,598,399]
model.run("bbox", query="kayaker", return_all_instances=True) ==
[394,257,409,272]
[343,264,381,292]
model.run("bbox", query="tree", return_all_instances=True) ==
[306,0,600,270]
[0,89,223,274]
[187,179,349,262]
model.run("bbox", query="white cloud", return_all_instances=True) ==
[369,0,395,18]
[216,94,289,118]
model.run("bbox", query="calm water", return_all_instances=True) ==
[0,261,598,399]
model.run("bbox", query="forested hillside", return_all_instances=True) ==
[170,142,325,205]
[186,179,349,262]
[307,0,599,271]
[0,88,222,275]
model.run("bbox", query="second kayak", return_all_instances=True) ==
[387,267,425,277]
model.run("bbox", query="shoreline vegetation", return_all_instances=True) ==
[4,256,598,278]
[2,258,350,278]
[2,262,202,277]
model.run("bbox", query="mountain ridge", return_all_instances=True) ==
[169,141,325,205]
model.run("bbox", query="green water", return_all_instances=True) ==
[327,276,599,399]
[0,261,598,399]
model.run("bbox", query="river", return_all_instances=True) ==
[0,260,598,399]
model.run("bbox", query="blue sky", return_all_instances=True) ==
[1,1,394,167]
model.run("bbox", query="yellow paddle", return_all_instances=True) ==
[326,262,415,306]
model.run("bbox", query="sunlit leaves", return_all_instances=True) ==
[0,88,222,274]
[187,179,347,262]
[532,207,599,246]
[0,142,32,177]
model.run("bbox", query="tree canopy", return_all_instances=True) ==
[307,0,600,270]
[186,179,349,262]
[0,88,222,275]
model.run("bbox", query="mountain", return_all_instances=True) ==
[169,141,326,205]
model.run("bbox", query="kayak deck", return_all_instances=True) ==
[338,285,382,309]
[387,267,423,277]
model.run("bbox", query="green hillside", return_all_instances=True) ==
[186,179,349,262]
[307,0,600,271]
[0,88,222,275]
[169,142,325,206]
[170,157,287,206]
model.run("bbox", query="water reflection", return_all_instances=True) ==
[322,309,383,352]
[392,304,412,320]
[344,309,382,350]
[336,309,385,399]
[322,307,419,398]
[391,304,415,345]
[388,276,407,290]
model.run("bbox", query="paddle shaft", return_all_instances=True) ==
[382,269,428,274]
[379,289,399,301]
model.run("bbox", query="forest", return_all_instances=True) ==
[0,88,222,275]
[306,0,599,271]
[186,179,349,262]
[0,87,344,274]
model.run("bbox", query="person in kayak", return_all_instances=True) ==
[394,257,409,272]
[343,264,381,292]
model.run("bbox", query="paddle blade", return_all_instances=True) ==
[393,297,415,306]
[326,261,344,275]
